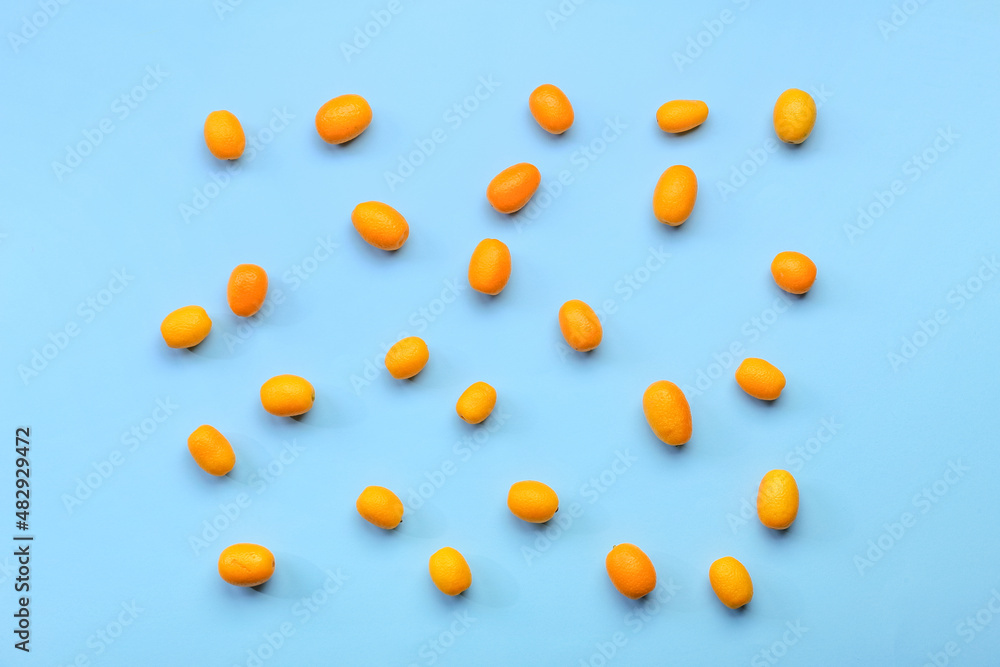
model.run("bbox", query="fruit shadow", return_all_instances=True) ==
[201,145,237,171]
[613,588,660,614]
[427,580,469,610]
[383,374,425,393]
[508,512,555,537]
[655,212,694,235]
[661,440,687,456]
[762,522,794,541]
[471,288,505,307]
[484,200,530,228]
[287,393,341,429]
[395,503,447,540]
[247,552,335,600]
[358,516,404,540]
[775,285,812,301]
[460,554,520,608]
[658,125,705,139]
[222,432,281,486]
[528,112,571,142]
[175,330,231,360]
[317,124,373,154]
[735,384,781,410]
[353,233,408,263]
[725,602,751,616]
[705,586,751,616]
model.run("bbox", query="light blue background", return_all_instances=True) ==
[2,0,999,665]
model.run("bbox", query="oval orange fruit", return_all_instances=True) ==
[187,425,235,476]
[606,544,656,599]
[429,547,471,596]
[735,358,785,401]
[456,382,497,424]
[529,84,574,134]
[260,374,314,416]
[652,165,697,225]
[161,305,212,349]
[771,251,816,294]
[227,264,268,317]
[356,486,404,530]
[218,543,274,587]
[204,110,245,160]
[709,556,753,609]
[352,201,409,251]
[487,163,541,214]
[642,381,692,446]
[558,299,602,352]
[507,481,559,523]
[773,88,816,144]
[385,337,428,379]
[757,469,799,530]
[656,100,708,133]
[468,239,512,295]
[315,94,372,144]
